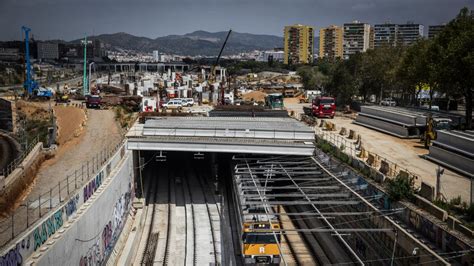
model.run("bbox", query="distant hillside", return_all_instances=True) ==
[73,31,284,56]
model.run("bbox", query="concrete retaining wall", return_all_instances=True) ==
[2,142,43,189]
[0,98,13,132]
[29,151,133,265]
[0,142,131,266]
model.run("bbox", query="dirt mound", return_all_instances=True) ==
[242,91,267,102]
[54,106,86,145]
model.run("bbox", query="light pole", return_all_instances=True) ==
[89,62,95,93]
[82,36,88,95]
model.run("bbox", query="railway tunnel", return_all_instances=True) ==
[124,116,395,265]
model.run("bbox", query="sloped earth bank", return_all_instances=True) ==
[26,108,121,201]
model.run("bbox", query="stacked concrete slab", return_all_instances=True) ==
[355,106,426,138]
[425,130,474,177]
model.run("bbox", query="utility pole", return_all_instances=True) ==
[82,35,88,95]
[436,165,444,200]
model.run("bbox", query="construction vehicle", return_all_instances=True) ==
[265,93,284,109]
[422,113,452,148]
[22,26,53,100]
[55,84,70,103]
[310,96,336,118]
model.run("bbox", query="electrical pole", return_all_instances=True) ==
[83,35,88,95]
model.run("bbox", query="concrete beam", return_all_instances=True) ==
[127,139,314,156]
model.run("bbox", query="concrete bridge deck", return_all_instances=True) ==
[126,117,315,155]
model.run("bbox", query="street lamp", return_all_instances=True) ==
[89,62,95,93]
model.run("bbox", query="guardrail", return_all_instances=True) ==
[0,140,124,247]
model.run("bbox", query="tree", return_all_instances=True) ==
[398,39,432,106]
[326,63,357,104]
[296,66,326,90]
[432,7,474,129]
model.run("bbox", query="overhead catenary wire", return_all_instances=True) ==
[244,158,288,266]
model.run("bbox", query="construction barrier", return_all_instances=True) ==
[348,129,356,139]
[379,160,390,175]
[339,127,347,136]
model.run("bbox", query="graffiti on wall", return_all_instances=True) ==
[33,209,63,251]
[65,195,80,218]
[0,242,23,266]
[79,183,133,265]
[79,239,103,266]
[83,171,104,203]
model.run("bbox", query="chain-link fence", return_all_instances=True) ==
[0,140,123,247]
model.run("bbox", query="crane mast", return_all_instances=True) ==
[22,26,37,96]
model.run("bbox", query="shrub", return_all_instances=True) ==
[387,174,415,201]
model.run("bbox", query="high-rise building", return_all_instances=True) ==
[93,39,103,58]
[153,50,160,61]
[343,21,371,59]
[37,42,59,60]
[369,27,375,49]
[374,23,399,48]
[397,23,424,45]
[428,25,445,39]
[319,25,343,59]
[284,24,314,64]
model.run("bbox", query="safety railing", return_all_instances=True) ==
[0,140,124,248]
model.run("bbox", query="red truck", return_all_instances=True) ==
[311,97,336,118]
[85,95,102,109]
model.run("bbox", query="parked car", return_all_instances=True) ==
[381,98,397,106]
[311,97,336,118]
[162,100,183,110]
[421,104,440,111]
[182,98,195,107]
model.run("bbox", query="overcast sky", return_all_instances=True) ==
[0,0,472,41]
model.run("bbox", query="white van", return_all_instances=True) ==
[162,100,183,110]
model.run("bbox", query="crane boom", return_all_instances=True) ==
[214,29,232,68]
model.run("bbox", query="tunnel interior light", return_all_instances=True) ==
[194,152,205,160]
[155,151,167,162]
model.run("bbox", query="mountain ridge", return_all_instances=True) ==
[73,30,285,56]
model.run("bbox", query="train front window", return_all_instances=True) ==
[243,233,280,244]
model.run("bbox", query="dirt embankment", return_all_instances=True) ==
[54,105,87,145]
[0,102,87,215]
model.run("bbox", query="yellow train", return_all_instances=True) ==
[241,219,282,264]
[233,169,282,264]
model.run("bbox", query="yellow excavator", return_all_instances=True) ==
[422,113,452,148]
[55,84,71,103]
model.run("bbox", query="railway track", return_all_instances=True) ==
[187,160,221,265]
[134,155,221,265]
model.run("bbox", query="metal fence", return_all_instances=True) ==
[0,140,123,248]
[1,136,39,178]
